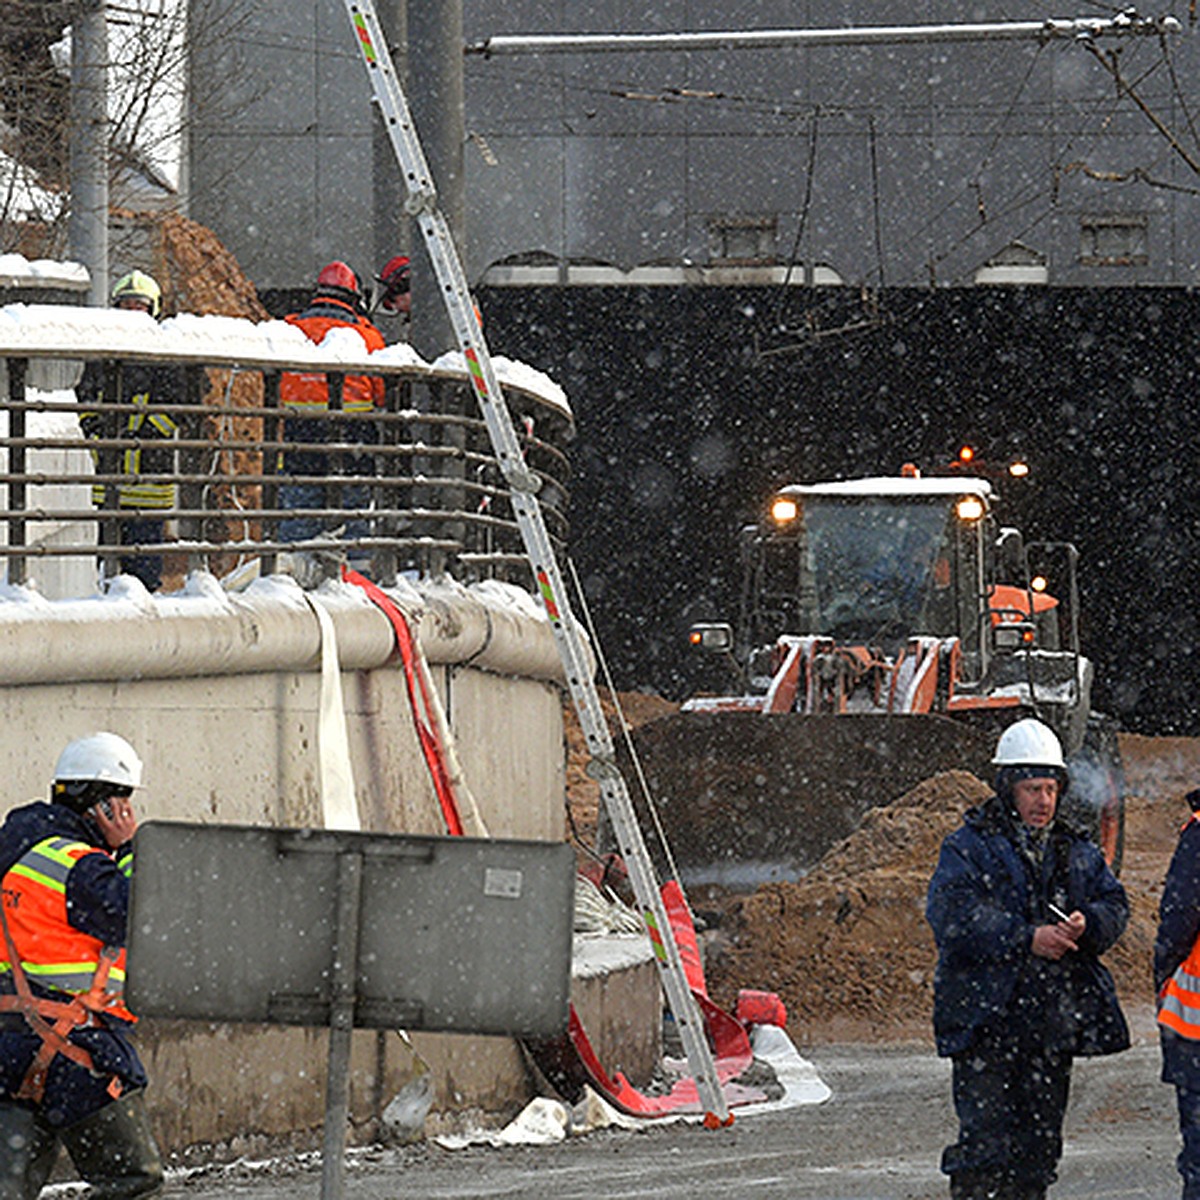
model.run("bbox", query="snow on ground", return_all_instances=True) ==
[434,1023,830,1151]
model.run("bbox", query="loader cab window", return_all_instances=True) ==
[800,497,957,643]
[745,493,978,651]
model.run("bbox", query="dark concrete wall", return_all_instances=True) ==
[478,282,1200,735]
[189,1,1200,292]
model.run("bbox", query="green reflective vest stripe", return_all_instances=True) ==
[87,392,179,509]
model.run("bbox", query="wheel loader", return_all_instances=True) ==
[626,463,1124,891]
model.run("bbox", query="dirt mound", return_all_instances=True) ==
[703,771,990,1044]
[564,697,1196,1046]
[563,688,678,856]
[703,736,1192,1046]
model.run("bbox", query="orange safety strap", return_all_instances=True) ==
[0,902,122,1103]
[342,568,465,835]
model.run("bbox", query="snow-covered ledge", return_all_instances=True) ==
[0,255,89,291]
[0,303,570,417]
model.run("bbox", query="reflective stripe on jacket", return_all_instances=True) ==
[85,394,179,509]
[78,360,182,510]
[0,836,134,1022]
[1160,942,1200,1040]
[281,301,386,414]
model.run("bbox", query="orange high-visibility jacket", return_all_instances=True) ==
[0,836,135,1023]
[1159,817,1200,1042]
[1160,940,1200,1040]
[281,299,386,414]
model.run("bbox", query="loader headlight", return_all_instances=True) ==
[955,495,985,523]
[770,496,798,526]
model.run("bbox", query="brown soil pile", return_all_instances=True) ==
[563,688,678,862]
[155,211,271,322]
[114,208,272,583]
[703,736,1193,1046]
[566,702,1200,1047]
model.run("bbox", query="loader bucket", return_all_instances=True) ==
[624,711,995,890]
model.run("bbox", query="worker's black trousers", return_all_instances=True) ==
[942,1025,1072,1192]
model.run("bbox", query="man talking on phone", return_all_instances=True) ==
[0,732,163,1199]
[926,718,1130,1200]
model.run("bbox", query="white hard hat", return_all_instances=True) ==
[991,718,1066,770]
[53,732,143,790]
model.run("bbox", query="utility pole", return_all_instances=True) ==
[372,0,406,279]
[406,0,463,357]
[68,0,110,307]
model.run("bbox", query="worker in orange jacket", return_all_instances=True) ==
[1156,787,1200,1199]
[278,261,386,557]
[0,733,162,1199]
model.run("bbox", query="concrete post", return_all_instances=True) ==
[68,0,110,307]
[407,0,464,357]
[372,0,407,286]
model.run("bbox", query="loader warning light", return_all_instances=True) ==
[955,495,986,522]
[770,496,798,525]
[1009,460,1030,478]
[1030,574,1048,593]
[958,445,975,463]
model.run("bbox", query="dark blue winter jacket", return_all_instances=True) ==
[0,800,146,1121]
[926,794,1129,1058]
[1156,812,1200,1086]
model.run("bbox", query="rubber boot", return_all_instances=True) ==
[59,1091,163,1199]
[0,1102,59,1200]
[949,1173,1006,1200]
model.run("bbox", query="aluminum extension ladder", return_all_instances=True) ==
[344,0,729,1127]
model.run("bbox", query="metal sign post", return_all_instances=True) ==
[321,852,363,1200]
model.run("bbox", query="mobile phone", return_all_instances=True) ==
[96,798,115,820]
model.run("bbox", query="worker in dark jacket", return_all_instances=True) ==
[78,271,183,593]
[278,261,385,561]
[1156,787,1200,1199]
[0,733,163,1199]
[926,718,1130,1200]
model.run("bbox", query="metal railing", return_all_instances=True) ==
[0,349,574,592]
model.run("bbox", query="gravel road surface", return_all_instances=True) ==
[163,1038,1179,1200]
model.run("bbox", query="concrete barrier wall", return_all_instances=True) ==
[0,572,662,1158]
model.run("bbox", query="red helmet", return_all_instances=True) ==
[314,260,367,314]
[375,255,411,314]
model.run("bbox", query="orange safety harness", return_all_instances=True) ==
[0,902,122,1104]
